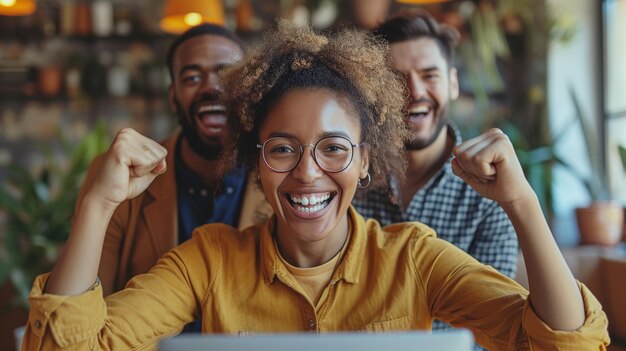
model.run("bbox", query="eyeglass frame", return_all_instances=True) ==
[256,135,366,173]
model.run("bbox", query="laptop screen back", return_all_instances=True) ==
[159,330,474,351]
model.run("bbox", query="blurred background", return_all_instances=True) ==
[0,0,625,349]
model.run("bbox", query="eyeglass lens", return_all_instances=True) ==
[262,136,355,172]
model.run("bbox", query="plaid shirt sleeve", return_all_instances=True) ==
[467,201,519,279]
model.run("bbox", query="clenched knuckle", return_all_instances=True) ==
[494,133,509,143]
[471,154,483,164]
[110,141,125,154]
[118,127,133,136]
[158,146,168,158]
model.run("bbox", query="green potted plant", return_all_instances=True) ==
[1,122,109,350]
[497,88,624,244]
[0,122,109,309]
[567,88,624,246]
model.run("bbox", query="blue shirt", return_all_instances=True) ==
[175,157,247,244]
[174,143,247,333]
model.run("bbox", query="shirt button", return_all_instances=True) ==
[34,320,42,329]
[188,188,195,195]
[226,186,234,195]
[200,189,208,197]
[308,319,316,329]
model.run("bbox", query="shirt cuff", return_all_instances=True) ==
[522,281,610,349]
[28,273,107,348]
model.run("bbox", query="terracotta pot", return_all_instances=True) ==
[576,202,624,246]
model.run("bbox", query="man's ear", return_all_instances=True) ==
[449,67,459,101]
[168,84,177,114]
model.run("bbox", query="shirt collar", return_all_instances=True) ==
[260,206,366,285]
[388,122,462,197]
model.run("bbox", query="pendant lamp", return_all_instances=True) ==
[160,0,225,34]
[0,0,36,16]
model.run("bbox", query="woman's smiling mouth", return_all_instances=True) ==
[286,192,335,214]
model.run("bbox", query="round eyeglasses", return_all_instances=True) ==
[256,136,364,173]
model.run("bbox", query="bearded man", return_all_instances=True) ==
[78,24,271,298]
[352,12,518,350]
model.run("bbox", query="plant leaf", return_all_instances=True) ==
[619,145,626,172]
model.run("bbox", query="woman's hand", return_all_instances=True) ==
[88,128,167,212]
[450,128,534,207]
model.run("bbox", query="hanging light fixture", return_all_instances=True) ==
[0,0,36,16]
[396,0,451,4]
[160,0,225,34]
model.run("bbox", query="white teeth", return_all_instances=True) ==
[410,105,430,114]
[198,104,225,113]
[296,203,326,213]
[289,193,331,207]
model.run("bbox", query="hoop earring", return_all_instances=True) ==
[357,173,371,189]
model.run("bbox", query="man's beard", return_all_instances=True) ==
[405,103,448,151]
[175,98,223,161]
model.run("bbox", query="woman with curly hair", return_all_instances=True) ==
[23,21,608,350]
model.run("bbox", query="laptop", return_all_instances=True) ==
[159,330,474,351]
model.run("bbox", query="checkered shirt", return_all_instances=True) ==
[353,124,518,350]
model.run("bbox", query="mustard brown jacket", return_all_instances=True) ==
[76,130,273,296]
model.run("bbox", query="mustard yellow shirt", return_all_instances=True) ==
[279,231,348,306]
[23,207,609,350]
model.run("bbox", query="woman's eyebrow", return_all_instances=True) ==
[319,131,351,139]
[266,131,352,140]
[266,131,296,139]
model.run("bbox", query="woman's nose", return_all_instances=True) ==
[291,145,323,183]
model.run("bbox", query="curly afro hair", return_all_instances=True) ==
[220,20,409,189]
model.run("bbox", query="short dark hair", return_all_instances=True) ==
[166,23,243,80]
[374,10,460,66]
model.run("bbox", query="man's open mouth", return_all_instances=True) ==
[407,104,432,120]
[195,104,226,134]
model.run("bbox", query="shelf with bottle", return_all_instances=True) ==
[0,59,170,103]
[0,34,171,101]
[0,0,175,101]
[0,0,169,41]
